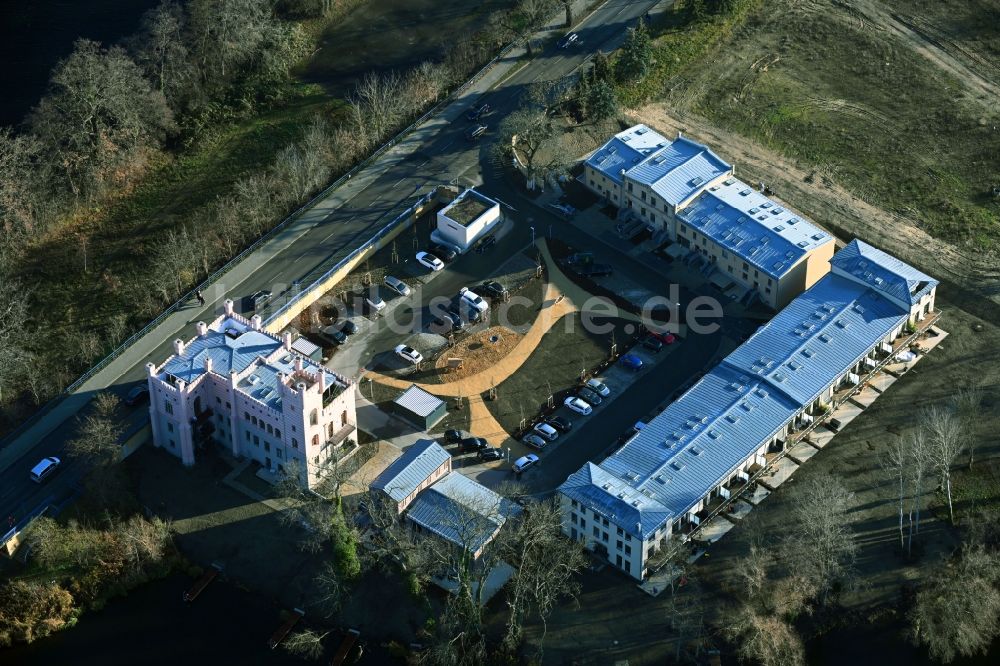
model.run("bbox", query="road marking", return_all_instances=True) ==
[391,177,406,189]
[417,159,429,168]
[441,138,455,150]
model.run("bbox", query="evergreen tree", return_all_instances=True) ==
[615,18,653,82]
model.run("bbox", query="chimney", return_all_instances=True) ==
[250,314,262,331]
[196,321,208,336]
[283,332,293,351]
[173,339,186,355]
[294,357,304,372]
[318,370,326,394]
[204,357,213,374]
[224,299,234,316]
[146,362,156,377]
[677,130,683,138]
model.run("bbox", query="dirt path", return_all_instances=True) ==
[628,105,1000,304]
[834,0,1000,108]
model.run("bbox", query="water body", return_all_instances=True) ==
[0,0,160,127]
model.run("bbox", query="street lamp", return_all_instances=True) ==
[507,446,511,461]
[530,226,535,244]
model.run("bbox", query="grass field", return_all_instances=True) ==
[485,313,630,434]
[651,0,1000,251]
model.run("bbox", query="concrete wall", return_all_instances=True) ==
[264,190,445,334]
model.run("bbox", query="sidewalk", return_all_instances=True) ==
[0,0,610,475]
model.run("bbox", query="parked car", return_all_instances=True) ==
[30,457,60,483]
[577,263,614,278]
[322,325,348,345]
[557,32,579,48]
[559,252,593,268]
[564,396,593,415]
[461,437,489,453]
[125,385,150,407]
[620,353,644,371]
[478,447,505,462]
[522,433,548,450]
[341,320,358,336]
[416,251,445,271]
[649,331,677,345]
[247,289,272,311]
[444,429,465,444]
[465,102,491,121]
[642,336,664,353]
[548,202,576,219]
[547,416,573,433]
[480,281,509,300]
[465,123,487,141]
[459,287,489,313]
[533,422,559,441]
[394,344,423,365]
[430,243,458,262]
[475,236,497,253]
[383,275,411,297]
[578,387,604,405]
[433,310,464,332]
[585,378,610,397]
[512,454,539,473]
[365,290,386,314]
[449,303,481,324]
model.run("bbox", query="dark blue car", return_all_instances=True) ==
[620,353,644,371]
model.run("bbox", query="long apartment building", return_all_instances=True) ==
[145,299,357,489]
[558,240,937,580]
[583,125,834,309]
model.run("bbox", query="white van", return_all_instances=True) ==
[30,457,61,483]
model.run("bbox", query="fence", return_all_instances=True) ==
[678,312,942,551]
[0,31,529,452]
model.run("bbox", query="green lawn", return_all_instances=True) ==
[485,313,631,434]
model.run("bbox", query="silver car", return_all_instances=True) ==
[383,275,411,297]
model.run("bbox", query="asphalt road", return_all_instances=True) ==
[0,0,661,531]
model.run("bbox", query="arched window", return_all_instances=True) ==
[309,409,318,426]
[311,434,319,448]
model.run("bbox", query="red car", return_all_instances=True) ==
[647,329,677,344]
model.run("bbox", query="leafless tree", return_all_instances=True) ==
[66,392,124,467]
[187,0,272,83]
[132,1,197,110]
[667,576,707,662]
[909,545,1000,663]
[0,281,32,403]
[0,128,48,258]
[781,475,857,605]
[881,435,911,551]
[922,405,965,524]
[349,71,407,148]
[724,602,806,666]
[953,383,983,469]
[151,226,198,301]
[498,497,587,657]
[283,628,329,660]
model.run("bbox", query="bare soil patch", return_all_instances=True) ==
[433,326,523,381]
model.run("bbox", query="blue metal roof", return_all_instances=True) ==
[626,136,732,206]
[162,320,280,383]
[406,472,520,553]
[723,272,908,406]
[585,125,669,185]
[831,239,938,308]
[559,243,932,540]
[677,177,832,279]
[371,440,451,503]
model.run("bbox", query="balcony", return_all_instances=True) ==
[322,422,356,453]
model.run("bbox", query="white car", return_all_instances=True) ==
[416,251,444,272]
[394,344,423,365]
[383,275,411,297]
[533,422,559,441]
[585,378,610,397]
[512,453,539,473]
[458,287,489,313]
[564,396,592,415]
[365,291,386,313]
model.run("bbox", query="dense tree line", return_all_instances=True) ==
[0,0,561,428]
